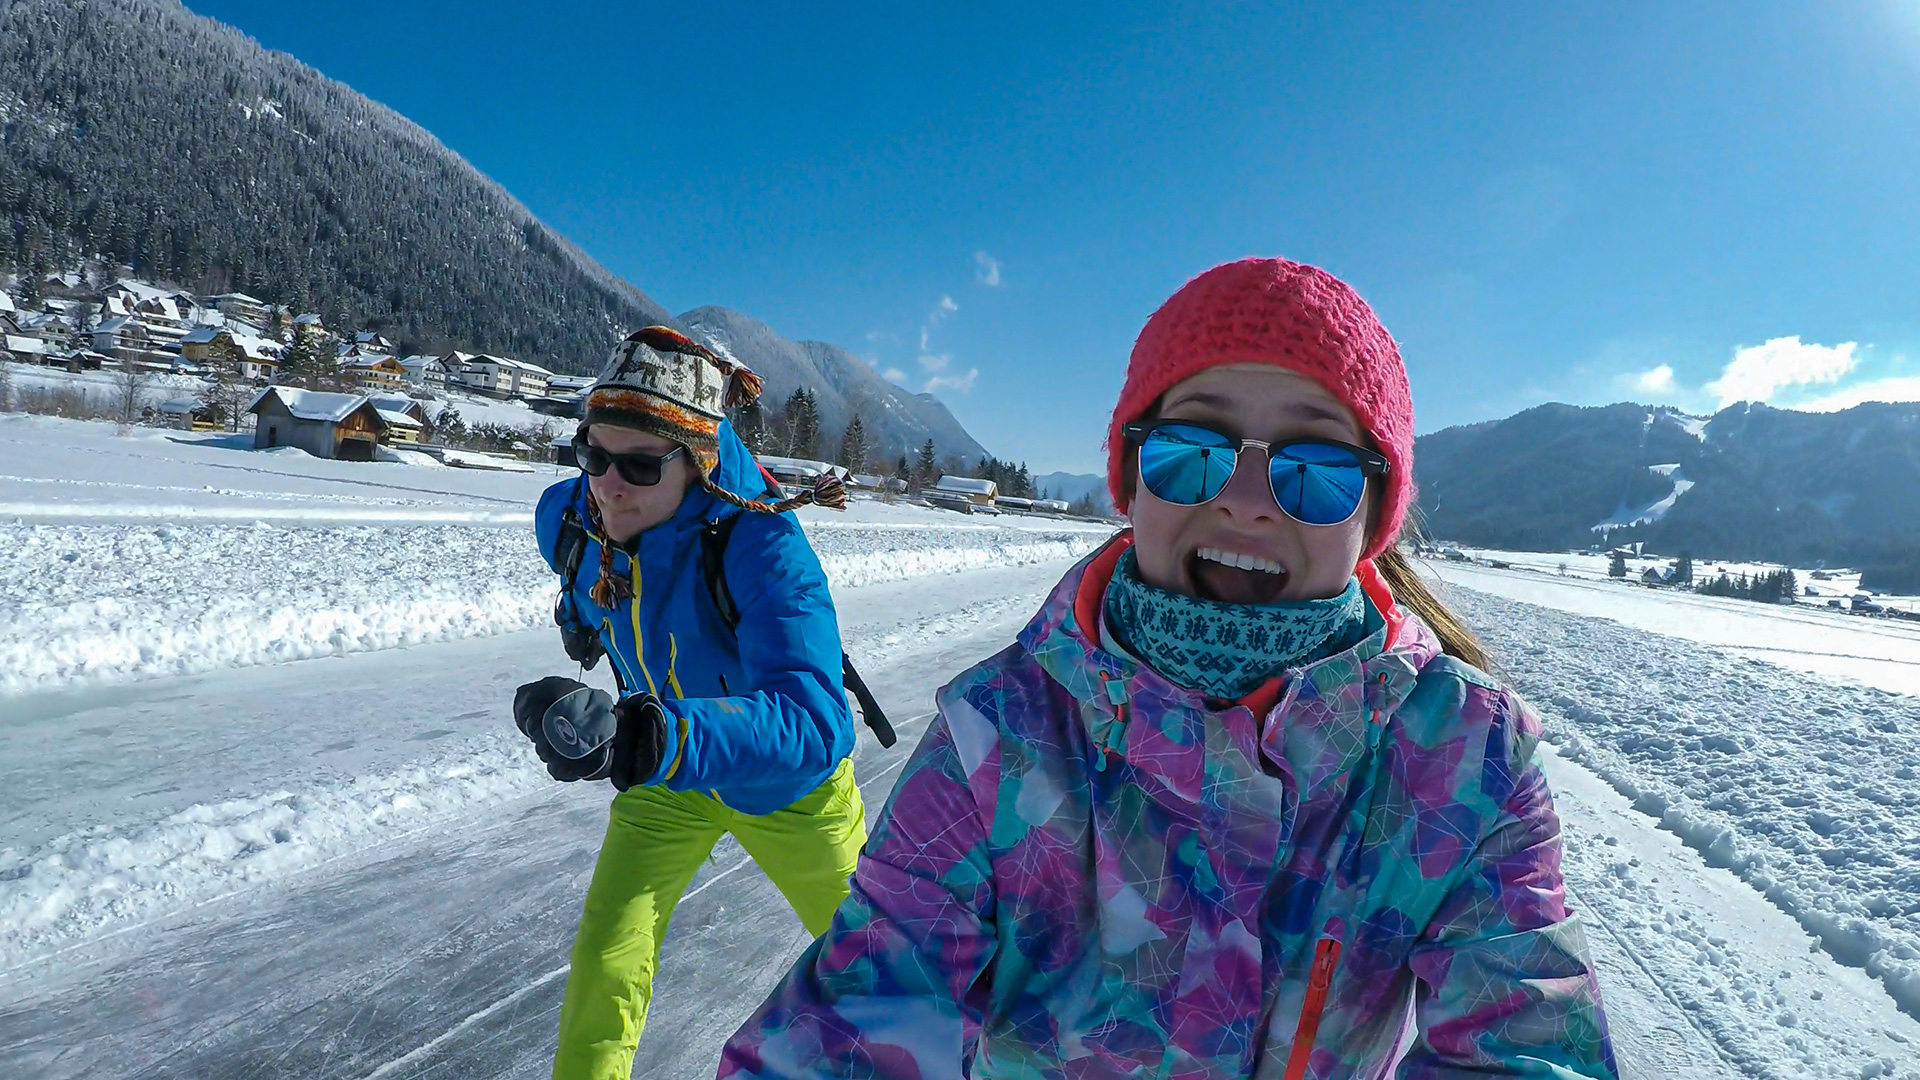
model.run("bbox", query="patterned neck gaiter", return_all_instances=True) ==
[1102,548,1367,699]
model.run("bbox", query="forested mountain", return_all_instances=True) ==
[1415,401,1920,589]
[0,0,996,463]
[679,306,985,467]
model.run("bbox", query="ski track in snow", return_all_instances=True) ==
[1449,587,1920,1025]
[0,521,1107,697]
[0,588,1055,968]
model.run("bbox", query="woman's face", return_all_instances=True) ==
[1128,365,1373,604]
[584,424,697,543]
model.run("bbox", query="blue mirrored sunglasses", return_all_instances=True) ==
[1123,420,1389,526]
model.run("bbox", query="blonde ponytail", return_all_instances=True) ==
[1373,543,1493,672]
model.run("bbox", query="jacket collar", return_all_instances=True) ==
[1020,534,1440,810]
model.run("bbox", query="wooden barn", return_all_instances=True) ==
[247,386,391,461]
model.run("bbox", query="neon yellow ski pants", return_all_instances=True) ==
[551,758,866,1080]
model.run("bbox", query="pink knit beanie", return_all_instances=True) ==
[1106,257,1415,561]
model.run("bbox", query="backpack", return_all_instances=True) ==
[551,505,897,748]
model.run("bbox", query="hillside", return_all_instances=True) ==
[1415,400,1920,588]
[679,306,985,465]
[0,0,680,369]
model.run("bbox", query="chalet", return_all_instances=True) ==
[932,475,998,506]
[155,399,219,431]
[368,394,431,429]
[93,316,157,363]
[248,386,393,461]
[353,330,397,353]
[15,311,79,352]
[398,353,451,391]
[372,406,424,444]
[757,455,852,493]
[545,374,595,396]
[291,313,327,345]
[206,293,272,326]
[3,334,51,363]
[180,327,283,381]
[341,353,408,390]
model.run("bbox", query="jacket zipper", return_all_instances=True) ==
[1280,933,1344,1080]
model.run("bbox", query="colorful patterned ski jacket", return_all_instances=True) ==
[721,536,1616,1078]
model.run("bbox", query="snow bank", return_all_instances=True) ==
[1448,585,1920,1019]
[0,729,549,964]
[0,520,1108,697]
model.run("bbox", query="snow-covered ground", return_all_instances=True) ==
[3,414,1919,1077]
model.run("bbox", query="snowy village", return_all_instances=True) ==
[5,4,1920,1080]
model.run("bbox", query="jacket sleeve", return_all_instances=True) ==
[719,710,998,1078]
[1400,693,1619,1079]
[651,514,856,797]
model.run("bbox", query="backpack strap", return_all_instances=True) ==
[552,504,615,684]
[700,512,745,632]
[699,510,895,748]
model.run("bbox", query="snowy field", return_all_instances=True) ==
[2,414,1920,1077]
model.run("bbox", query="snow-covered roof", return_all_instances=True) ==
[180,326,223,344]
[247,385,378,424]
[293,313,324,325]
[207,292,265,305]
[94,315,144,336]
[934,475,998,497]
[158,399,201,414]
[0,291,14,313]
[375,408,423,429]
[106,279,178,304]
[343,354,401,369]
[4,334,50,355]
[368,394,424,414]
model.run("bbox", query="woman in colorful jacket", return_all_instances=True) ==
[516,327,864,1080]
[719,259,1617,1078]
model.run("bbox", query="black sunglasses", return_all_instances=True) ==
[571,432,686,487]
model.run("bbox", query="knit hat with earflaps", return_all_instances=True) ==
[1105,258,1415,562]
[580,327,847,606]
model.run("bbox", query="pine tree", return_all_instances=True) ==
[838,414,869,470]
[278,329,317,387]
[782,387,820,460]
[732,399,768,453]
[1608,551,1628,578]
[914,439,938,493]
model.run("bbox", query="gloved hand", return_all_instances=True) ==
[512,676,672,789]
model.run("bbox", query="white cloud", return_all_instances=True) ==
[924,368,979,395]
[974,251,1002,287]
[881,367,909,385]
[1632,364,1677,395]
[917,352,950,372]
[1787,375,1920,413]
[1704,336,1859,409]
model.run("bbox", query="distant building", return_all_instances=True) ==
[398,353,451,391]
[248,386,394,461]
[341,353,408,390]
[931,475,998,505]
[181,326,283,381]
[459,354,552,399]
[92,316,156,363]
[206,292,272,326]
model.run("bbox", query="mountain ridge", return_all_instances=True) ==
[1414,399,1920,588]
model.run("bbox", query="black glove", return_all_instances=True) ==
[512,676,671,789]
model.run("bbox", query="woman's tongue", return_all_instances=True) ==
[1190,553,1289,605]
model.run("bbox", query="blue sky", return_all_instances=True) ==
[192,1,1920,474]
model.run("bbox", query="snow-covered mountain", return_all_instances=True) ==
[0,0,998,465]
[1415,400,1920,588]
[679,306,985,465]
[1033,471,1112,511]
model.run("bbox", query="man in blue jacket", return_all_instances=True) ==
[515,326,862,1080]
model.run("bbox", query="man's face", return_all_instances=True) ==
[583,424,696,543]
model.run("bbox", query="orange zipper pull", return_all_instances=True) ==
[1280,933,1344,1080]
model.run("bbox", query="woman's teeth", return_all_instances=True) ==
[1195,547,1286,576]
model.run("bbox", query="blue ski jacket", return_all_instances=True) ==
[533,422,855,815]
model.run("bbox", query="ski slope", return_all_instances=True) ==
[3,416,1919,1077]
